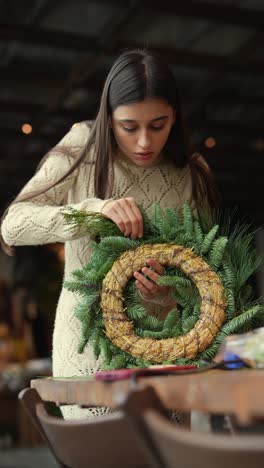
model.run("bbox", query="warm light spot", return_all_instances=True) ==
[255,139,264,151]
[22,123,32,134]
[204,137,216,148]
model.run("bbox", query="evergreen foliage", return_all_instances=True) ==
[63,203,264,369]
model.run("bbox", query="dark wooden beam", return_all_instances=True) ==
[141,0,264,29]
[0,99,89,122]
[198,93,264,108]
[30,0,65,25]
[20,0,142,128]
[1,26,264,77]
[186,29,264,117]
[117,41,264,77]
[0,23,94,52]
[0,127,61,146]
[93,0,264,29]
[194,121,264,139]
[0,64,64,89]
[204,155,264,170]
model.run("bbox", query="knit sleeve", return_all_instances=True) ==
[1,122,110,246]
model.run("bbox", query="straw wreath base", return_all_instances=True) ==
[101,243,226,363]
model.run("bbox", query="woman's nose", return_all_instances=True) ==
[137,130,151,149]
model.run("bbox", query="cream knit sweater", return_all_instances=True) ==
[1,121,196,418]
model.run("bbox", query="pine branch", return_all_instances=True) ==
[182,315,198,334]
[100,236,140,252]
[126,303,147,320]
[183,203,194,239]
[140,315,163,331]
[208,237,228,270]
[199,304,263,359]
[163,308,180,330]
[142,329,168,339]
[181,304,195,322]
[222,261,236,289]
[99,337,112,366]
[158,275,192,289]
[201,225,219,254]
[64,279,99,297]
[171,320,183,337]
[77,310,96,353]
[225,288,236,320]
[139,204,156,236]
[194,220,204,252]
[109,354,128,369]
[151,203,164,235]
[63,208,121,237]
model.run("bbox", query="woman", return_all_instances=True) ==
[1,49,218,418]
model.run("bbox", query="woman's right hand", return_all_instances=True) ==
[101,197,143,240]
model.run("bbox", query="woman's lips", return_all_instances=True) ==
[134,152,153,159]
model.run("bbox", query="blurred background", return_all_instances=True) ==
[0,0,263,462]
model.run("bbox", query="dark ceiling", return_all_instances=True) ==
[1,0,264,225]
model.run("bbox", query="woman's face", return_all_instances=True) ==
[111,98,175,167]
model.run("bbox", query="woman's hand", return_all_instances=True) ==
[101,197,143,240]
[134,259,167,300]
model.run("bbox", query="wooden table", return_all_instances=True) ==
[31,369,264,424]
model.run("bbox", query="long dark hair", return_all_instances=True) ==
[1,48,219,255]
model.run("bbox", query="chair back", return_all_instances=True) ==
[123,386,264,468]
[19,388,65,466]
[145,408,264,468]
[19,387,149,468]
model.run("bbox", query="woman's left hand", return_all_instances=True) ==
[133,259,167,300]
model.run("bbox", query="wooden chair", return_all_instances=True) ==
[18,387,149,468]
[122,386,264,468]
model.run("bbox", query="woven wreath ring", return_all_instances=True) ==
[101,243,226,363]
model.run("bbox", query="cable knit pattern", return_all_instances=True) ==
[1,121,196,419]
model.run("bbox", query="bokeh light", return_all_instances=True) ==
[21,123,32,134]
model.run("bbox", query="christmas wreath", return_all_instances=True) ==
[64,204,263,369]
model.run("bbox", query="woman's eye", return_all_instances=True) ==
[122,125,164,133]
[123,127,136,133]
[151,126,164,131]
